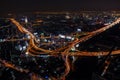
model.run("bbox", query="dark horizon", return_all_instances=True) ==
[0,0,120,14]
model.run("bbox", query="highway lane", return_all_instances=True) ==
[0,59,29,73]
[70,49,120,56]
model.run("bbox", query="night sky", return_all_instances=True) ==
[0,0,120,13]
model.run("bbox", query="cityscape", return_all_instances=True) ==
[1,0,120,80]
[0,11,120,80]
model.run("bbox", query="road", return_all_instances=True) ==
[0,59,29,73]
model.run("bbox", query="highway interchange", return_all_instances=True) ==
[0,17,120,80]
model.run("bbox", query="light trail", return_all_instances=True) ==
[70,50,120,57]
[0,59,29,73]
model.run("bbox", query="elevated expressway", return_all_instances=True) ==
[0,18,120,80]
[10,18,120,57]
